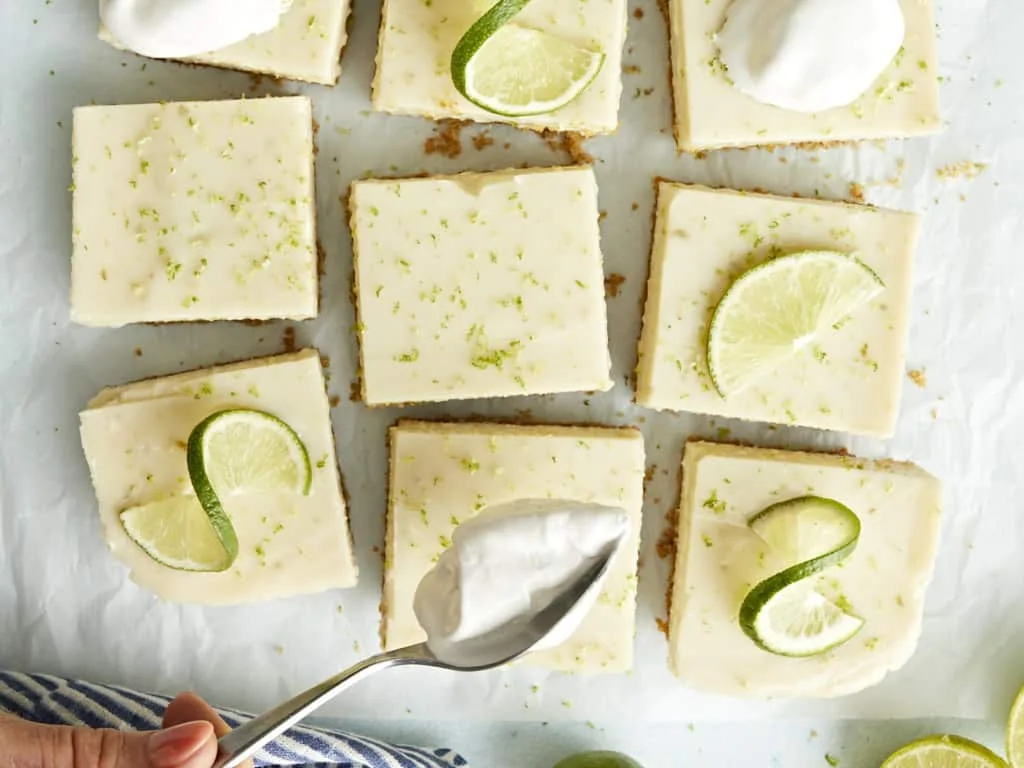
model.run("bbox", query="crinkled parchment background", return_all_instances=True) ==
[1,0,1021,728]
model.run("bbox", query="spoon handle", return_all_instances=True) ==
[212,643,433,768]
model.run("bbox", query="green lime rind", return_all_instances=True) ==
[882,734,1008,768]
[451,0,533,108]
[1008,683,1024,767]
[739,496,863,657]
[187,412,242,566]
[706,249,885,399]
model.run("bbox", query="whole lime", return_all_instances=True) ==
[552,751,644,768]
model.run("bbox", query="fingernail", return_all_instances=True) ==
[148,721,214,765]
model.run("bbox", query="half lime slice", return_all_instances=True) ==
[120,496,234,573]
[707,250,884,398]
[882,735,1008,768]
[739,496,863,657]
[451,1,605,117]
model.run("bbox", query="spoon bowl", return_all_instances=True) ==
[213,541,620,768]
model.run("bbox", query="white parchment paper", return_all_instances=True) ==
[1,0,1021,724]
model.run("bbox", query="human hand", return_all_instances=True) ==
[0,690,252,768]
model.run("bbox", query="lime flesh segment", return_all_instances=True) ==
[707,250,884,398]
[1008,683,1024,767]
[882,735,1008,768]
[120,496,233,573]
[186,408,313,567]
[452,7,606,117]
[739,496,863,657]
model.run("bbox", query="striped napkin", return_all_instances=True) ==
[0,672,468,768]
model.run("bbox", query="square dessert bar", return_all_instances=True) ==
[636,182,920,438]
[669,441,942,698]
[350,167,612,406]
[372,0,628,134]
[79,349,357,605]
[385,421,645,673]
[99,0,352,85]
[669,0,941,149]
[71,96,318,327]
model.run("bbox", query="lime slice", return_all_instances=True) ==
[1008,683,1024,767]
[120,496,233,572]
[750,495,861,565]
[707,250,884,398]
[451,1,606,117]
[186,408,312,566]
[739,496,864,657]
[882,735,1008,768]
[120,409,311,572]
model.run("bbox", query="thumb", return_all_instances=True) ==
[0,713,217,768]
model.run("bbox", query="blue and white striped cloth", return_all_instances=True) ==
[0,672,468,768]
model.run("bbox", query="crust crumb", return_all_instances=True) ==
[655,617,670,638]
[848,182,866,203]
[908,369,928,388]
[604,273,626,298]
[633,7,644,18]
[656,527,676,561]
[134,347,143,357]
[349,380,361,402]
[329,394,341,407]
[541,130,594,165]
[282,326,297,353]
[936,161,987,180]
[471,130,494,151]
[424,120,465,159]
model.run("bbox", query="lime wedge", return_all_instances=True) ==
[882,735,1008,768]
[739,496,863,657]
[1008,683,1024,767]
[451,1,606,117]
[120,496,233,573]
[707,250,884,398]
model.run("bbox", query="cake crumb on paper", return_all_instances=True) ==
[936,160,987,180]
[604,273,626,297]
[908,369,928,388]
[424,120,464,159]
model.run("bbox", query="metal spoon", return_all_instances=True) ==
[213,542,619,768]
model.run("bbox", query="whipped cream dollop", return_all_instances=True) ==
[716,0,906,113]
[413,500,629,665]
[99,0,292,59]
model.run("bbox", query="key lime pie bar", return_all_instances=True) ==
[371,0,627,134]
[669,441,942,698]
[71,96,318,327]
[350,167,612,405]
[385,421,645,672]
[99,0,352,85]
[669,0,941,150]
[79,349,357,605]
[636,182,920,438]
